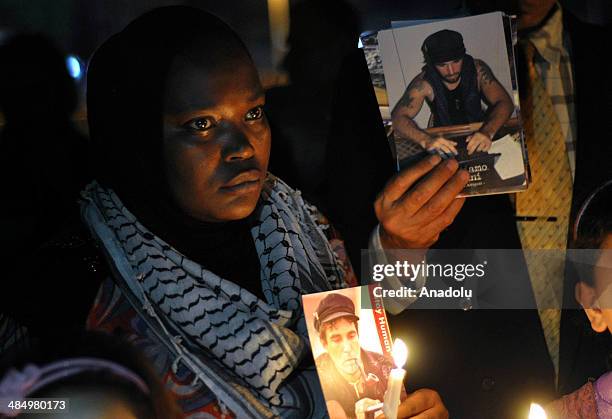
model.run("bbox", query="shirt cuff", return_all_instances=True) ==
[368,225,426,314]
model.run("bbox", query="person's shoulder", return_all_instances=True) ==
[474,58,497,86]
[37,221,105,272]
[473,58,487,71]
[412,71,427,81]
[3,221,108,341]
[408,72,432,93]
[36,220,107,286]
[473,58,493,75]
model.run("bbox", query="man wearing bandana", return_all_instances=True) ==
[391,29,515,157]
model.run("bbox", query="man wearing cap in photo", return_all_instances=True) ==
[391,29,514,157]
[313,292,401,419]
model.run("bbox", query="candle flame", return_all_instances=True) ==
[528,403,547,419]
[392,338,408,368]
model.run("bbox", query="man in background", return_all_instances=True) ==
[468,0,612,394]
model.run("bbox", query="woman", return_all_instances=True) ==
[81,6,461,418]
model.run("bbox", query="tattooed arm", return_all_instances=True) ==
[391,74,431,147]
[466,59,515,154]
[391,74,458,156]
[475,59,514,139]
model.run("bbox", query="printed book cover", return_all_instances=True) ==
[302,285,407,419]
[362,12,528,197]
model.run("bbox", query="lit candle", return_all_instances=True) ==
[383,339,408,419]
[528,403,547,419]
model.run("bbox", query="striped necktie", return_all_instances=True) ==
[516,41,573,379]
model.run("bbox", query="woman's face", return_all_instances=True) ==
[162,48,271,222]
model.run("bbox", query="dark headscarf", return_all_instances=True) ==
[87,6,263,297]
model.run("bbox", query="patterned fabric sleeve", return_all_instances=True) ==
[87,279,232,418]
[545,381,597,419]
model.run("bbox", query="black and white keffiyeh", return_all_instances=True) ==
[81,175,346,418]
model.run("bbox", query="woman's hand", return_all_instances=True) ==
[397,389,449,419]
[375,155,468,249]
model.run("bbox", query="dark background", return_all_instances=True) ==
[0,0,467,76]
[1,0,606,118]
[1,0,606,71]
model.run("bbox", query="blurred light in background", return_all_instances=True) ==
[267,0,290,67]
[66,54,82,79]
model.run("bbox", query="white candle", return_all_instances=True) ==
[528,403,547,419]
[383,339,408,419]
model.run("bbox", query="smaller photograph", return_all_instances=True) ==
[302,286,406,419]
[372,12,527,196]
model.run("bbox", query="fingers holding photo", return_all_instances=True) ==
[405,159,468,221]
[376,154,442,208]
[397,389,449,419]
[375,156,469,249]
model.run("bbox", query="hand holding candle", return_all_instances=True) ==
[383,338,408,419]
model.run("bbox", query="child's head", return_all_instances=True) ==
[0,332,182,418]
[574,181,612,333]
